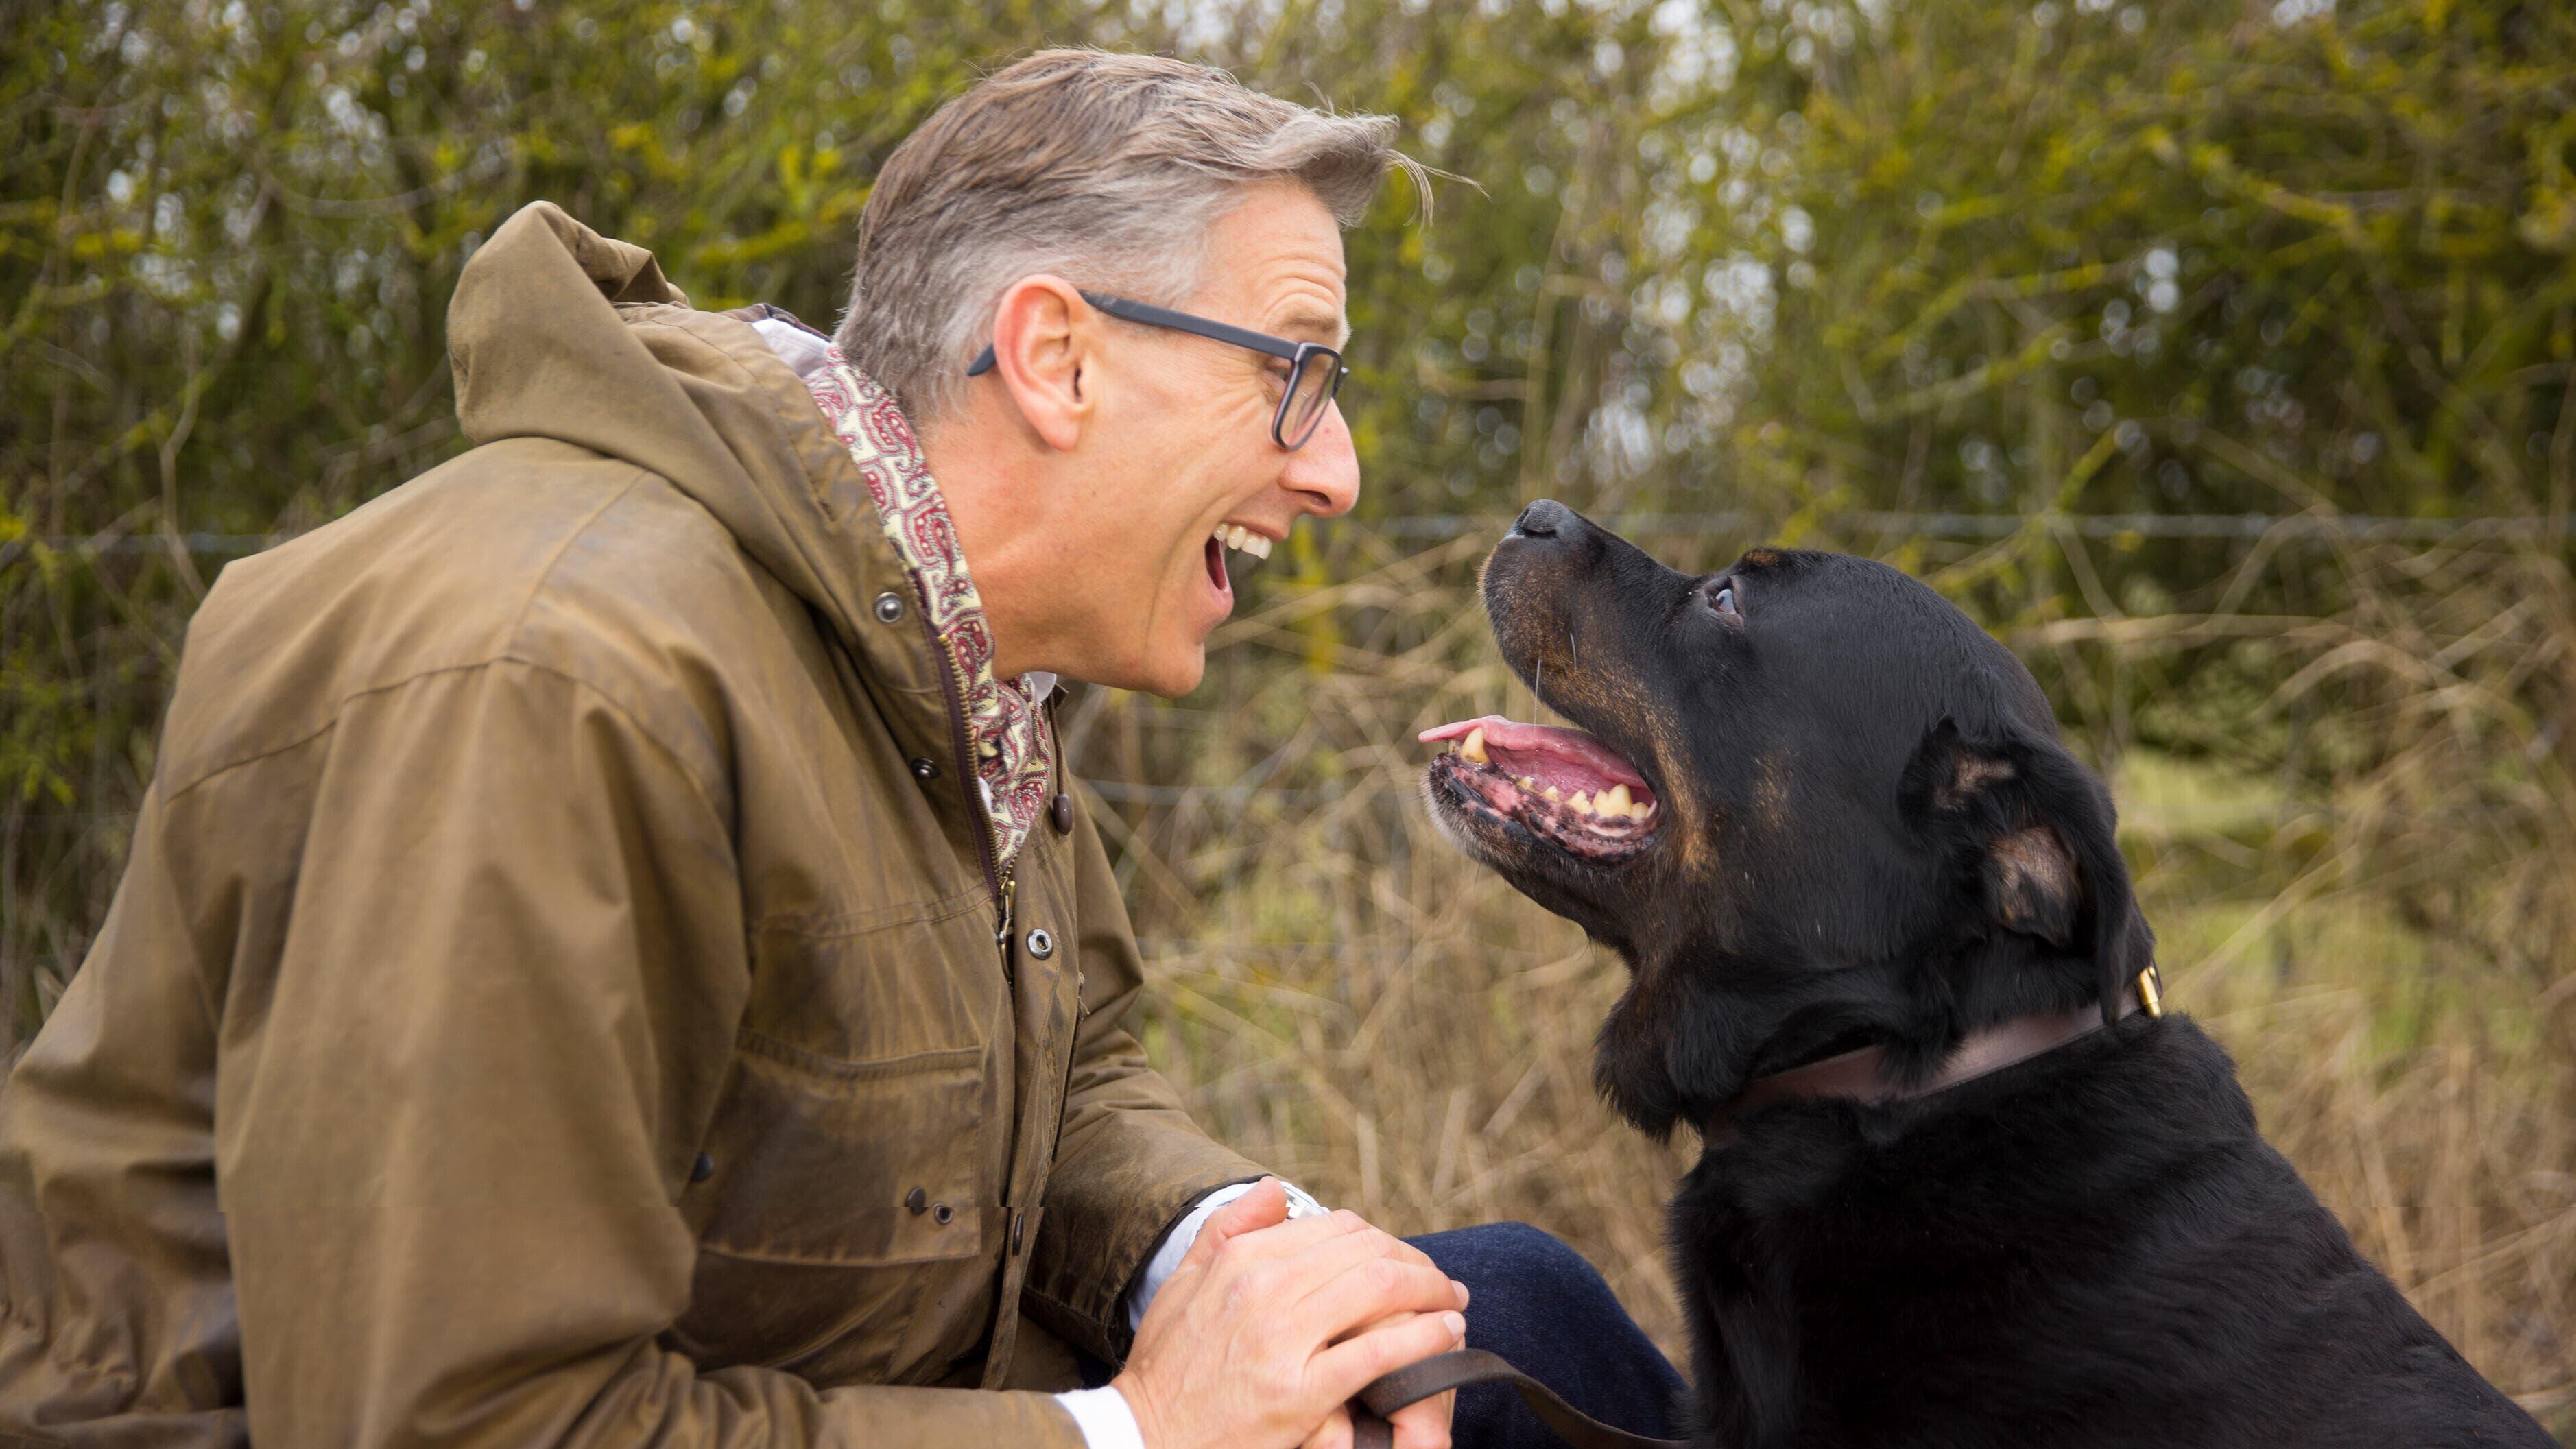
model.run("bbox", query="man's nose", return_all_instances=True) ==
[1280,399,1361,520]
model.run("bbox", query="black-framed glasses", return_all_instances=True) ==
[968,290,1350,451]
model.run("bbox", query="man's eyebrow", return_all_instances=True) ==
[1273,302,1349,348]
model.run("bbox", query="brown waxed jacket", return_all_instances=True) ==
[0,202,1266,1447]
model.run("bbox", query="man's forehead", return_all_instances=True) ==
[1205,182,1349,346]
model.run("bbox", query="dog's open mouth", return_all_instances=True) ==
[1419,715,1660,862]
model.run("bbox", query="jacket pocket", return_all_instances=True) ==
[694,1035,988,1265]
[668,1038,994,1380]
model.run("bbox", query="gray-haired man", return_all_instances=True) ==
[0,49,1682,1449]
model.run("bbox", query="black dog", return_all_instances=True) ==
[1419,501,2552,1449]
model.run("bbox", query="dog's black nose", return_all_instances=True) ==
[1513,499,1575,538]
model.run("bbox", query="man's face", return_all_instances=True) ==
[1076,181,1361,695]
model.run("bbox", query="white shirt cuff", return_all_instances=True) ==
[1055,1385,1145,1449]
[1125,1179,1328,1334]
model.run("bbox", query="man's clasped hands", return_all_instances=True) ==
[1112,1179,1469,1449]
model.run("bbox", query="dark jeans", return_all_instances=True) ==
[1409,1223,1685,1449]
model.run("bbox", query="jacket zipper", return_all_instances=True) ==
[912,600,1014,977]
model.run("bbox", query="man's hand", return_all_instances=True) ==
[1293,1304,1461,1449]
[1112,1179,1468,1449]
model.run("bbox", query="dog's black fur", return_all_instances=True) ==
[1423,501,2554,1449]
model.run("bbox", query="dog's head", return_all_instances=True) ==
[1422,501,2154,1134]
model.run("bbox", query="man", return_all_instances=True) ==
[0,50,1681,1449]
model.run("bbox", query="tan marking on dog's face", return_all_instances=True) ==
[1741,547,1783,568]
[1486,573,1693,804]
[1753,752,1791,830]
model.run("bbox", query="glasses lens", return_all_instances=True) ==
[1279,350,1344,449]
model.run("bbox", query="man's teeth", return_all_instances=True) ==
[1213,525,1272,560]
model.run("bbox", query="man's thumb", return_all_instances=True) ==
[1183,1177,1290,1267]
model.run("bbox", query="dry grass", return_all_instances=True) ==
[5,519,2566,1435]
[1082,524,2576,1437]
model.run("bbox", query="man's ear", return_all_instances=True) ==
[1903,716,2156,1025]
[985,276,1090,451]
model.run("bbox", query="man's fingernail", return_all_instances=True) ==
[1453,1280,1470,1308]
[1442,1311,1466,1338]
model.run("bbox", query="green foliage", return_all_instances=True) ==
[1708,0,2576,544]
[5,0,2573,1025]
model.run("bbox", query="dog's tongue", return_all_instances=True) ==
[1419,715,1650,793]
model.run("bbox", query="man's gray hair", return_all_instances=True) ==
[833,49,1424,420]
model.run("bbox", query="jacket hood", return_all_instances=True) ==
[449,201,893,651]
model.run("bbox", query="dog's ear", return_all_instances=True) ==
[1903,716,2156,1025]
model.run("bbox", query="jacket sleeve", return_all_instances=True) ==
[1020,791,1268,1365]
[211,658,1088,1449]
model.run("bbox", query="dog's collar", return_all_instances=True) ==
[1695,966,2165,1147]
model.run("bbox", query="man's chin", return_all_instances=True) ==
[1084,641,1206,699]
[1141,643,1208,699]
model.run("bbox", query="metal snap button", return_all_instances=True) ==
[1025,928,1054,959]
[905,1187,928,1215]
[932,1202,954,1225]
[909,758,939,781]
[873,592,905,623]
[1050,792,1074,834]
[689,1152,715,1184]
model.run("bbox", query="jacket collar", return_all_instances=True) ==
[447,202,979,848]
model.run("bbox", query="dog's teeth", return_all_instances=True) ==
[1542,785,1562,801]
[1568,790,1593,813]
[1599,784,1632,816]
[1629,800,1654,821]
[1516,775,1536,790]
[1461,726,1488,765]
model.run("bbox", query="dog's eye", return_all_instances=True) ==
[1709,582,1740,616]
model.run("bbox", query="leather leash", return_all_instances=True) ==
[1349,1348,1687,1449]
[1346,969,2167,1449]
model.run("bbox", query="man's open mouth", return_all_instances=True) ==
[1419,715,1660,862]
[1205,525,1273,603]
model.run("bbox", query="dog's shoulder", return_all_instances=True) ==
[1672,1018,2553,1447]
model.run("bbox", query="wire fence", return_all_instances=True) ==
[14,509,2576,562]
[1376,510,2576,542]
